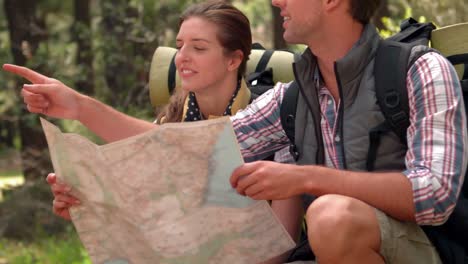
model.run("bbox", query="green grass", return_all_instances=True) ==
[0,228,91,264]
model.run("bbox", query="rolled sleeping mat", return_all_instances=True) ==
[431,22,468,81]
[246,48,296,85]
[149,46,296,107]
[149,47,181,108]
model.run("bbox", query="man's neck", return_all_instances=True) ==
[308,20,364,100]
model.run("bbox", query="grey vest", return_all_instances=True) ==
[292,25,408,171]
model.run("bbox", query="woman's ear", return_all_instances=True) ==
[227,50,244,72]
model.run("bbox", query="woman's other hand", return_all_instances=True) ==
[46,173,81,221]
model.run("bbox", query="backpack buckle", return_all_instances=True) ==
[384,91,400,108]
[390,111,408,124]
[289,144,299,161]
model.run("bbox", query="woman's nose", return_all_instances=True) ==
[175,47,190,64]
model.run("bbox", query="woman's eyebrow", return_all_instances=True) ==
[175,38,211,43]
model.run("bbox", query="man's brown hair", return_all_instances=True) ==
[349,0,382,24]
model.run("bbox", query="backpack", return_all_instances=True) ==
[283,18,468,263]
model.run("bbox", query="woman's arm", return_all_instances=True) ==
[3,64,156,142]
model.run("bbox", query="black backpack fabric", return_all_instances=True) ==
[282,18,468,263]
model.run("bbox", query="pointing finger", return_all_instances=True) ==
[2,64,49,84]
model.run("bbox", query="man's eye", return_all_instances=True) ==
[194,47,206,51]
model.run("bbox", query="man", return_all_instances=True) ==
[229,0,467,263]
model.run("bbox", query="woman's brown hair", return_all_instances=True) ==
[156,0,252,123]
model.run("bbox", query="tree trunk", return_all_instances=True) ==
[0,119,15,148]
[73,0,94,95]
[271,4,287,49]
[4,0,52,181]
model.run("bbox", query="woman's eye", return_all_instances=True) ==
[194,47,206,51]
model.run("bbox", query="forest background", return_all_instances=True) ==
[0,0,466,263]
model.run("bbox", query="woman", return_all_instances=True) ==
[3,1,302,263]
[156,0,252,124]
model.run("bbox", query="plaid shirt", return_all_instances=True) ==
[231,52,467,225]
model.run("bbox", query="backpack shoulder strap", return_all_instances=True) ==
[367,40,414,171]
[280,81,300,160]
[374,39,413,142]
[368,19,436,171]
[370,39,434,171]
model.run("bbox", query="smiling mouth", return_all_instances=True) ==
[179,69,197,77]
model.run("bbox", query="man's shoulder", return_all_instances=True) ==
[411,50,451,67]
[407,50,458,79]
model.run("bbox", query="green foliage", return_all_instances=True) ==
[235,0,272,28]
[378,5,429,39]
[407,0,468,26]
[235,0,273,46]
[379,6,413,38]
[0,227,90,264]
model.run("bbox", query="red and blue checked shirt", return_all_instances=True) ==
[231,52,467,225]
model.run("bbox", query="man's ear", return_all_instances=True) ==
[323,0,343,11]
[227,50,244,72]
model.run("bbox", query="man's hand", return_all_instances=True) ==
[2,64,84,120]
[230,161,305,200]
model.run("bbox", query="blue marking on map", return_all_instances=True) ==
[204,123,254,208]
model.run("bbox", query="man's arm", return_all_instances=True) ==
[403,52,467,225]
[231,52,467,225]
[231,161,416,222]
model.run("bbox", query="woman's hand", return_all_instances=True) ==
[46,173,81,221]
[2,64,84,120]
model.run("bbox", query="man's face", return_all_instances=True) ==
[272,0,325,45]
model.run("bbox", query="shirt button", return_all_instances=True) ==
[328,100,332,105]
[335,136,341,142]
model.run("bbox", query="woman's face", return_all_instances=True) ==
[175,17,237,94]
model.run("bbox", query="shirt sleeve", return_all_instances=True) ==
[404,51,468,225]
[230,82,291,162]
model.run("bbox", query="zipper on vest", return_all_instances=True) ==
[334,62,348,170]
[292,65,325,165]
